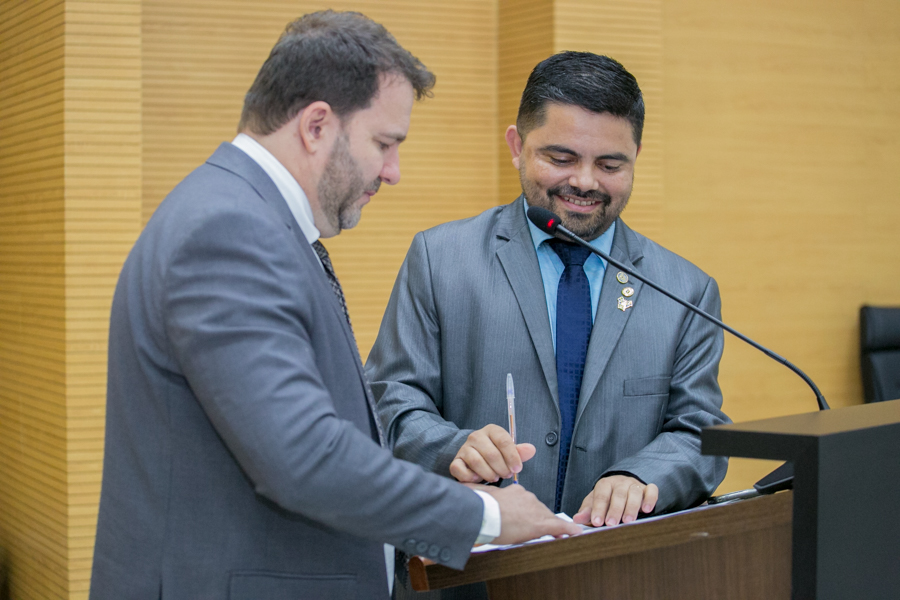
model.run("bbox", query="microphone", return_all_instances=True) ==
[526,205,829,494]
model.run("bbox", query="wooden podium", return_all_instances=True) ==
[410,491,793,599]
[702,398,900,600]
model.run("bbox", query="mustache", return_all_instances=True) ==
[366,178,382,195]
[547,185,611,204]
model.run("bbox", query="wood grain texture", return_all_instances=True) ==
[0,2,69,598]
[498,0,553,203]
[554,0,664,238]
[63,2,142,596]
[412,491,791,597]
[659,0,900,494]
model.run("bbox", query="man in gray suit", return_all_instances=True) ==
[89,12,577,600]
[368,52,730,534]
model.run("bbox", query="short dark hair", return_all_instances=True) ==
[516,52,644,146]
[239,10,436,135]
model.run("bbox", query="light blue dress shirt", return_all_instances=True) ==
[523,199,616,353]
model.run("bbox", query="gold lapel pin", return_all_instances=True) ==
[616,272,629,284]
[622,287,634,297]
[617,296,633,312]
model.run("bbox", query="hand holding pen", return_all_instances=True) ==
[448,373,536,484]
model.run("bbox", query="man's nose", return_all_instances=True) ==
[380,151,401,185]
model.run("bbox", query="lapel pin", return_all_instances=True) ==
[622,287,634,297]
[617,296,633,312]
[616,272,629,284]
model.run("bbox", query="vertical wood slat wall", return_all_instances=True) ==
[660,0,900,491]
[1,0,899,597]
[497,0,553,203]
[64,1,141,595]
[0,2,68,598]
[1,1,141,598]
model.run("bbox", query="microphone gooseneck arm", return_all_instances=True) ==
[526,205,829,411]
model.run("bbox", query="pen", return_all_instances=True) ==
[506,373,518,484]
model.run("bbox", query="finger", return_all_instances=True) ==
[486,427,522,476]
[621,483,645,523]
[545,516,583,538]
[603,482,629,527]
[642,483,659,514]
[516,443,536,464]
[572,490,594,525]
[590,480,612,527]
[456,446,501,482]
[448,457,481,483]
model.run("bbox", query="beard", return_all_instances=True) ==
[519,166,631,241]
[317,133,380,232]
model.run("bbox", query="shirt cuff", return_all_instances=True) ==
[473,490,502,545]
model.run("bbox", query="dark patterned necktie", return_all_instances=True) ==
[312,240,352,328]
[549,239,594,512]
[311,240,385,446]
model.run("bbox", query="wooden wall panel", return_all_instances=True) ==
[661,0,900,493]
[554,0,664,238]
[0,1,69,598]
[64,2,142,596]
[141,0,499,358]
[498,0,553,203]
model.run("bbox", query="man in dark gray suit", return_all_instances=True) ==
[369,52,730,535]
[89,12,578,600]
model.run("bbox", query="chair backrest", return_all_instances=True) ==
[860,305,900,403]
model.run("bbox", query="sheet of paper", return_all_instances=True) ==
[470,502,724,554]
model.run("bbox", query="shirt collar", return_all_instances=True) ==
[232,133,320,244]
[522,196,616,263]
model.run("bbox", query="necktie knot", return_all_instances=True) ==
[549,239,592,267]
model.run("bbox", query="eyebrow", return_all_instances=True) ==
[540,145,630,162]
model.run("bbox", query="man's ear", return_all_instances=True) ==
[505,125,523,170]
[297,101,338,154]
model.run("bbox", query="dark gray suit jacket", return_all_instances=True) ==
[89,143,482,600]
[368,197,730,517]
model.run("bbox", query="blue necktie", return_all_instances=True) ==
[549,239,593,512]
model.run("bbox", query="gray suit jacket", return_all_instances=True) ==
[367,197,730,516]
[89,143,482,600]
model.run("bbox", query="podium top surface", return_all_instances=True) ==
[702,398,900,460]
[709,398,900,437]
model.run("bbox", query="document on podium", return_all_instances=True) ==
[471,502,725,554]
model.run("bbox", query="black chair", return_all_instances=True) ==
[860,305,900,402]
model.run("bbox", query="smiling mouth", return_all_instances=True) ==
[556,193,601,208]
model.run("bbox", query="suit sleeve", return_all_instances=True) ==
[163,209,481,569]
[366,232,473,476]
[601,276,730,512]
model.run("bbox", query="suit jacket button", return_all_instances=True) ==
[545,432,558,446]
[427,544,440,558]
[405,539,417,551]
[439,548,452,562]
[416,541,429,555]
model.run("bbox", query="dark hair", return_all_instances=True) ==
[517,52,644,146]
[239,10,435,135]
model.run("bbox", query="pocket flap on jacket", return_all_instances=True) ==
[623,376,671,397]
[229,571,356,600]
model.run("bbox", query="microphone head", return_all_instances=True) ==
[526,206,562,235]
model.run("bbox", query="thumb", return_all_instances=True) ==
[516,443,536,463]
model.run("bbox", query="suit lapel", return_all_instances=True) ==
[206,143,384,445]
[576,219,644,420]
[495,197,559,404]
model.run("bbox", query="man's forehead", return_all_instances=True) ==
[526,104,638,154]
